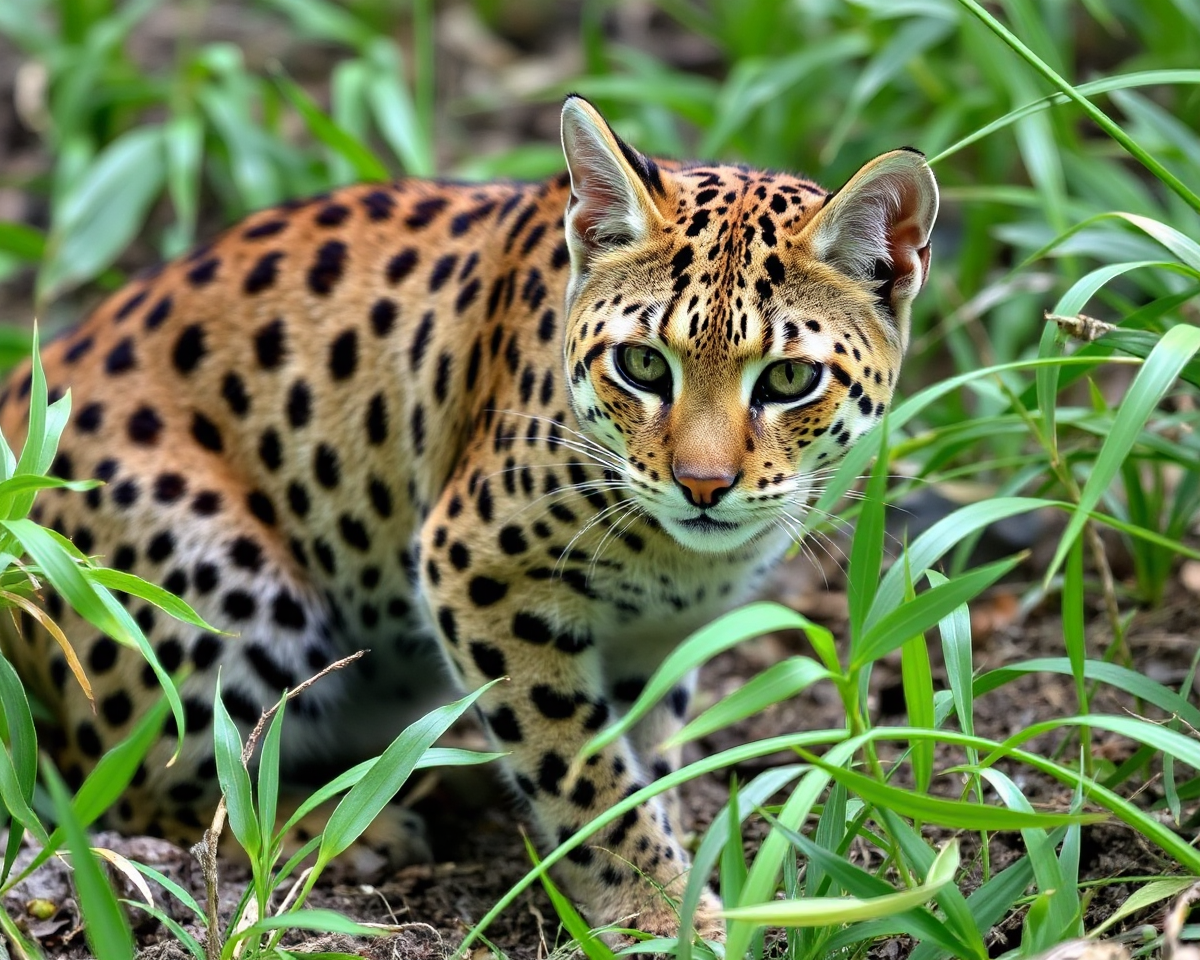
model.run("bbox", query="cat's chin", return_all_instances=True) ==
[657,514,775,554]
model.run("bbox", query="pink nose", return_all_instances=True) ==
[674,469,737,507]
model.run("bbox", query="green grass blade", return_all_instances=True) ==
[212,677,262,862]
[273,70,389,182]
[723,841,959,926]
[900,626,935,794]
[0,651,36,883]
[857,554,1024,668]
[952,0,1200,213]
[666,656,830,747]
[124,901,205,960]
[802,752,1100,830]
[583,602,832,758]
[1045,323,1200,584]
[43,764,135,960]
[257,693,286,854]
[86,568,220,632]
[931,70,1200,163]
[524,835,615,960]
[317,681,498,866]
[848,427,889,644]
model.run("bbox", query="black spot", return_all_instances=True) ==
[244,250,284,294]
[308,240,347,295]
[223,590,256,621]
[361,190,395,221]
[406,196,447,229]
[469,576,507,606]
[469,642,506,679]
[191,412,223,452]
[259,428,282,470]
[329,329,358,380]
[498,525,527,554]
[410,312,434,371]
[105,338,136,375]
[192,632,222,667]
[429,253,457,292]
[488,706,522,742]
[455,277,481,313]
[247,644,295,690]
[339,514,370,551]
[154,473,187,503]
[273,592,306,630]
[369,478,392,517]
[247,491,276,526]
[613,677,647,702]
[163,569,187,595]
[194,564,219,594]
[244,219,287,239]
[127,406,163,445]
[115,289,147,320]
[64,336,93,364]
[288,482,310,517]
[313,538,336,574]
[147,531,175,563]
[411,405,425,453]
[365,393,388,444]
[172,325,207,374]
[315,203,349,227]
[143,295,172,330]
[668,685,690,718]
[254,319,286,368]
[222,372,250,416]
[386,248,418,283]
[113,479,139,508]
[437,606,457,643]
[221,687,261,726]
[101,690,133,726]
[187,257,219,286]
[513,612,552,644]
[76,721,103,758]
[371,298,397,336]
[538,752,567,795]
[314,444,340,488]
[531,685,576,720]
[76,402,103,433]
[229,536,263,571]
[287,381,312,428]
[89,637,119,673]
[191,490,222,516]
[569,777,596,808]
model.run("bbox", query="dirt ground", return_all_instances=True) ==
[0,3,1197,958]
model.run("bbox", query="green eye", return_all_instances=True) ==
[755,360,821,404]
[615,344,672,397]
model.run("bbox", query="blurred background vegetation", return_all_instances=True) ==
[1,0,1198,375]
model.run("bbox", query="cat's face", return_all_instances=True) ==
[559,97,938,553]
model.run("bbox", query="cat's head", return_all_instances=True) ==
[559,96,938,554]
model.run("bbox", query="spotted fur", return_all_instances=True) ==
[0,96,937,940]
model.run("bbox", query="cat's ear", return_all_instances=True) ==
[560,95,664,268]
[803,148,938,318]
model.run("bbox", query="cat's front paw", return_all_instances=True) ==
[609,888,726,950]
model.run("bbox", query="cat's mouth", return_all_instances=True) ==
[678,515,741,532]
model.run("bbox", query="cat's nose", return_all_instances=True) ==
[674,468,738,508]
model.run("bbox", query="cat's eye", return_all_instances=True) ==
[754,360,821,404]
[615,344,672,397]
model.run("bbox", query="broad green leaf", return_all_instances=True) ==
[1091,878,1195,936]
[86,568,220,632]
[258,693,286,852]
[40,126,167,299]
[43,765,135,960]
[229,908,380,943]
[213,678,262,861]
